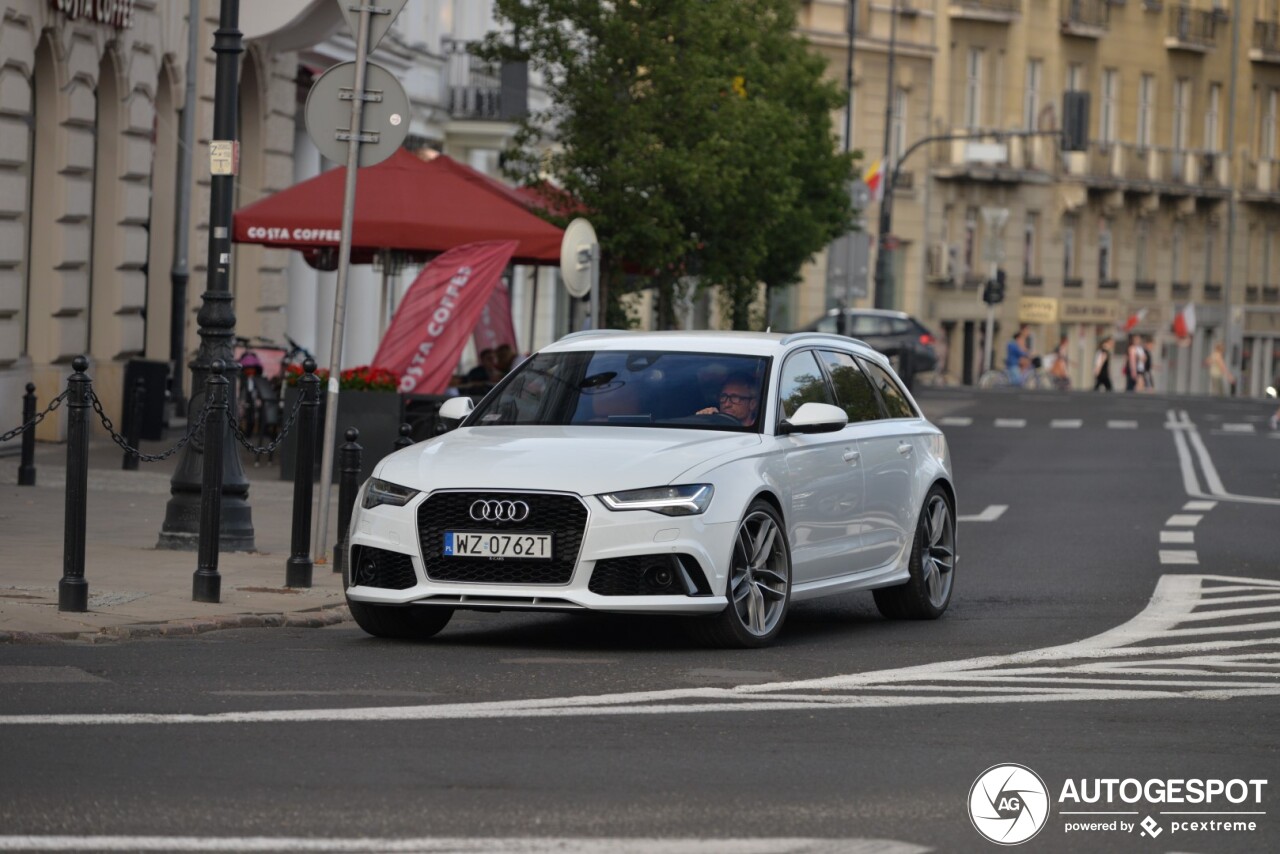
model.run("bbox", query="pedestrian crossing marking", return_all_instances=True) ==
[1165,514,1202,527]
[1050,419,1083,429]
[1159,550,1199,565]
[1220,423,1256,433]
[1182,500,1217,511]
[994,418,1026,428]
[938,416,972,426]
[1160,530,1194,544]
[1107,420,1139,429]
[957,505,1007,523]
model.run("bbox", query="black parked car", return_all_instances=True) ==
[799,308,939,384]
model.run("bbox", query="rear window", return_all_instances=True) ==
[819,350,882,423]
[859,359,917,419]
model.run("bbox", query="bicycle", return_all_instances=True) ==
[978,356,1051,390]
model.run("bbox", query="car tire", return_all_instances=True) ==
[873,485,955,620]
[347,598,454,640]
[692,500,791,648]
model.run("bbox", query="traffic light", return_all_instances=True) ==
[983,269,1006,306]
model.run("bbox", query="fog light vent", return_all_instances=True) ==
[350,546,418,590]
[589,554,710,596]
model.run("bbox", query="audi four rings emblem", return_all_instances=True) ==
[469,500,531,522]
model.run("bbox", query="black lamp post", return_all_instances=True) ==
[158,0,255,552]
[872,0,899,311]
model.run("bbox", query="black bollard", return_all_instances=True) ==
[193,361,228,603]
[122,377,145,471]
[333,427,362,579]
[285,360,321,588]
[59,358,91,612]
[18,383,36,486]
[394,422,414,451]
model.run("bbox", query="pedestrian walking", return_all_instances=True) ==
[1205,341,1234,397]
[1142,335,1156,392]
[1093,336,1114,392]
[1049,335,1071,391]
[1124,334,1146,392]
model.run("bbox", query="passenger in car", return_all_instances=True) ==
[696,374,760,426]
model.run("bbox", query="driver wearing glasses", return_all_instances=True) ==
[696,374,760,426]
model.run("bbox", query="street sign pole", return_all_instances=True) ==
[315,3,377,564]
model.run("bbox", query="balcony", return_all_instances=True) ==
[949,0,1020,23]
[444,39,527,122]
[933,130,1052,183]
[1061,0,1109,38]
[1165,5,1216,52]
[1250,20,1280,64]
[1242,158,1280,203]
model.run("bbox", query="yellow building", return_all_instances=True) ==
[803,0,1280,395]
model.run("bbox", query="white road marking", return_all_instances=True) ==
[0,839,929,853]
[1160,531,1195,544]
[1165,514,1202,527]
[1108,419,1139,429]
[957,504,1007,523]
[1050,419,1083,429]
[1,576,1277,725]
[994,418,1025,428]
[1182,500,1217,511]
[1170,410,1280,506]
[1159,550,1199,565]
[938,416,972,426]
[1219,423,1256,433]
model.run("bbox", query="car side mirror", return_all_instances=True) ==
[779,402,849,435]
[437,396,474,428]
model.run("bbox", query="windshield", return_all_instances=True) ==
[468,350,770,432]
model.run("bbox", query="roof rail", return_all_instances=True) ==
[557,329,632,342]
[780,331,870,348]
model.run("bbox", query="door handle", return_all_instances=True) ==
[897,443,914,456]
[843,449,861,463]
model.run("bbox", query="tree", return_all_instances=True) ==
[483,0,857,330]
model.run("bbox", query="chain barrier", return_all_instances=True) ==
[0,390,69,443]
[226,389,306,457]
[89,390,214,463]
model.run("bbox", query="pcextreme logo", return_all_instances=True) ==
[968,764,1051,845]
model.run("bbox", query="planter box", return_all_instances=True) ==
[279,388,403,484]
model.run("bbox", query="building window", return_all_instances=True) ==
[1024,212,1040,280]
[965,48,984,129]
[1098,218,1113,283]
[1063,217,1078,281]
[1172,223,1185,283]
[1138,74,1155,149]
[1024,59,1042,131]
[1173,78,1190,154]
[1264,89,1279,162]
[1067,63,1085,93]
[1205,225,1217,285]
[1205,83,1221,154]
[964,207,978,275]
[1135,220,1150,283]
[1266,226,1277,288]
[891,87,907,167]
[1101,69,1118,145]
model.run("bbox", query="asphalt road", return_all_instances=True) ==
[1,389,1277,853]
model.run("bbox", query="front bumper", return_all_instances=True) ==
[346,489,734,615]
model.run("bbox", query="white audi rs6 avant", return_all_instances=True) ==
[345,330,956,647]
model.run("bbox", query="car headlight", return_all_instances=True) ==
[361,478,420,510]
[598,484,713,516]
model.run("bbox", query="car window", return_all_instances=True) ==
[889,318,912,335]
[777,350,834,419]
[468,350,768,432]
[850,315,889,336]
[815,316,839,334]
[859,358,917,419]
[818,350,883,423]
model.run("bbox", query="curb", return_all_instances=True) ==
[0,604,350,645]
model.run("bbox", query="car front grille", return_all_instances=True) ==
[349,546,419,590]
[589,554,711,596]
[417,491,588,585]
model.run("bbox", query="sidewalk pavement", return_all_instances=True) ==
[0,431,352,643]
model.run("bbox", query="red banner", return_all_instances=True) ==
[472,279,518,356]
[373,241,519,394]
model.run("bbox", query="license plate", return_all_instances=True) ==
[443,531,553,560]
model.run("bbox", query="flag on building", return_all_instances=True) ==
[372,240,519,394]
[1123,307,1148,331]
[863,159,883,202]
[1172,303,1197,340]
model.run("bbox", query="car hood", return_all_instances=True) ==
[375,426,762,495]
